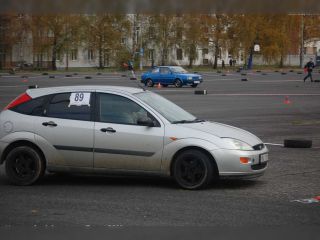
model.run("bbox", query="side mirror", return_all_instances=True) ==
[137,117,155,127]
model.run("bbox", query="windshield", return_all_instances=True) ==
[170,66,188,74]
[134,91,197,123]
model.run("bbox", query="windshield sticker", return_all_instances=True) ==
[69,92,91,107]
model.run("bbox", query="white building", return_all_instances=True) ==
[6,14,319,69]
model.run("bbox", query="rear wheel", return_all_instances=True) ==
[146,78,154,87]
[5,146,45,186]
[174,79,183,88]
[173,149,215,190]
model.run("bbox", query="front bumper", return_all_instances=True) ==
[187,79,203,85]
[211,147,269,179]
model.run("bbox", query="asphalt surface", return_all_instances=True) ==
[0,69,319,228]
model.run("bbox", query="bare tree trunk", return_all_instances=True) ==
[279,55,284,68]
[65,49,69,71]
[161,49,165,66]
[188,57,193,68]
[99,46,103,69]
[52,36,57,71]
[213,45,219,69]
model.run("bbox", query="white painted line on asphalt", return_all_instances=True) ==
[152,89,194,92]
[210,78,240,81]
[0,75,20,78]
[206,93,320,96]
[0,85,28,88]
[254,80,303,83]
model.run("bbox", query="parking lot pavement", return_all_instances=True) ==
[0,70,319,227]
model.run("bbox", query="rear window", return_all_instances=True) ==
[46,92,92,121]
[11,96,47,116]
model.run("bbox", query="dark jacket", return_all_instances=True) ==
[305,61,315,72]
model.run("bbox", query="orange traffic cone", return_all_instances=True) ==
[157,83,162,89]
[284,96,291,105]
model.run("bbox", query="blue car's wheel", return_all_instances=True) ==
[174,79,182,88]
[146,78,154,87]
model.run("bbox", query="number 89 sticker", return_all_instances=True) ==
[69,92,91,107]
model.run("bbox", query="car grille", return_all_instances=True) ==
[252,143,265,150]
[251,162,267,170]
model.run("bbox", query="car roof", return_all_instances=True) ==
[26,85,145,98]
[158,66,180,68]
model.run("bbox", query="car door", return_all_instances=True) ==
[94,92,164,171]
[34,92,95,167]
[159,67,171,85]
[150,67,160,83]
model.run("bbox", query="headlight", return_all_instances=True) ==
[199,76,202,80]
[187,76,192,80]
[222,138,253,151]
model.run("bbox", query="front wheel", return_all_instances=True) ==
[146,78,154,87]
[5,146,45,186]
[174,79,183,88]
[173,149,215,190]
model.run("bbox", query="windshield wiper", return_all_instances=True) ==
[172,119,205,124]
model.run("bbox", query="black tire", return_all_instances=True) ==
[146,78,154,87]
[174,79,183,88]
[5,146,45,186]
[173,149,215,190]
[284,139,312,148]
[191,84,198,88]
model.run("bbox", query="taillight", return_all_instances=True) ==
[4,93,32,110]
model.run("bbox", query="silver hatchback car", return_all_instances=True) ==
[0,86,268,189]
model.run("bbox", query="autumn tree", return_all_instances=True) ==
[30,14,83,70]
[0,14,31,69]
[83,14,131,69]
[180,14,205,68]
[201,14,230,69]
[145,14,176,66]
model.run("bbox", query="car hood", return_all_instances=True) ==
[178,121,262,146]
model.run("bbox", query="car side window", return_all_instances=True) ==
[11,96,47,116]
[160,67,170,74]
[46,93,92,121]
[151,68,159,73]
[98,93,159,126]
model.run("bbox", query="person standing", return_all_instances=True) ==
[229,58,233,67]
[303,58,315,82]
[128,60,136,79]
[222,60,225,69]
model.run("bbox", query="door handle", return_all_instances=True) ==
[100,127,116,133]
[42,121,57,127]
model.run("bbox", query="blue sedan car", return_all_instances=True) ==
[141,66,203,88]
